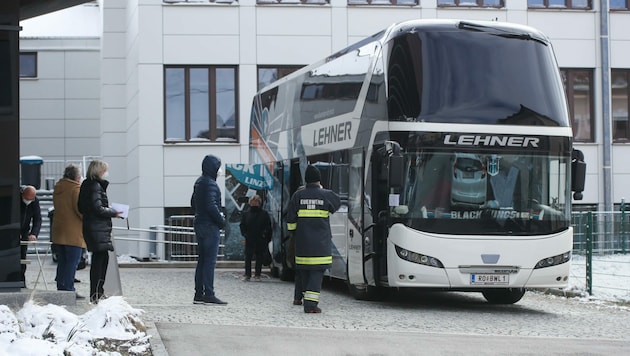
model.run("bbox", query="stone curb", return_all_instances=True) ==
[118,261,244,268]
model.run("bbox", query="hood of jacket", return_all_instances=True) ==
[53,177,80,196]
[202,154,221,180]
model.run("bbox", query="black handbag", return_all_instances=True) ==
[77,250,88,270]
[262,247,272,266]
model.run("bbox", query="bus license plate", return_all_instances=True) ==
[470,274,509,285]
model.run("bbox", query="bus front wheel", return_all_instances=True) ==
[481,288,526,304]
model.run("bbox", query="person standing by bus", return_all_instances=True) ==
[52,164,85,297]
[191,154,227,305]
[286,165,341,313]
[239,194,271,281]
[78,160,121,304]
[20,185,42,284]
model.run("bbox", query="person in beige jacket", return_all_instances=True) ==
[52,164,86,297]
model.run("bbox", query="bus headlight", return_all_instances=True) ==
[395,245,444,268]
[534,251,571,269]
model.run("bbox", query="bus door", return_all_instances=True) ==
[277,159,302,281]
[347,148,367,286]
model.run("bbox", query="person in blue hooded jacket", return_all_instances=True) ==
[191,154,227,305]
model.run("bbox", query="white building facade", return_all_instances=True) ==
[19,0,630,257]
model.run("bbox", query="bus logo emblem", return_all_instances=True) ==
[487,155,500,176]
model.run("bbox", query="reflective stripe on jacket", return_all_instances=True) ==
[286,183,341,270]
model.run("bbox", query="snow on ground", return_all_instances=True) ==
[0,254,628,355]
[0,296,150,356]
[566,254,630,304]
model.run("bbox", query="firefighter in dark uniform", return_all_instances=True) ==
[286,165,341,313]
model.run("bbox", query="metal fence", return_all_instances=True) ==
[571,210,630,299]
[572,211,629,254]
[151,215,225,262]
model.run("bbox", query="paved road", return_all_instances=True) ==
[26,262,630,355]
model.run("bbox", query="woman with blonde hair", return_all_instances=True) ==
[78,159,121,303]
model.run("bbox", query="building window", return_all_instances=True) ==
[257,66,303,91]
[348,0,417,4]
[164,66,238,143]
[437,0,503,6]
[19,52,37,78]
[257,0,329,4]
[528,0,590,9]
[612,70,630,142]
[610,0,629,9]
[561,69,594,142]
[164,0,235,3]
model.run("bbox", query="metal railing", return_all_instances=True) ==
[28,157,100,191]
[572,211,629,254]
[571,210,630,300]
[112,215,226,262]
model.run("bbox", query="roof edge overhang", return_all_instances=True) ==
[20,0,94,21]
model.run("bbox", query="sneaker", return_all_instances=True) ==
[253,276,261,281]
[293,299,302,306]
[75,293,86,300]
[203,296,228,305]
[304,307,321,314]
[74,278,81,283]
[243,276,251,281]
[193,294,204,304]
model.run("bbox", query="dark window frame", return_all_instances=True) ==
[163,65,239,143]
[19,52,37,78]
[610,0,629,10]
[527,0,592,9]
[561,68,595,143]
[612,69,630,142]
[437,0,504,7]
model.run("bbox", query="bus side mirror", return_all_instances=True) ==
[389,155,404,189]
[571,149,586,201]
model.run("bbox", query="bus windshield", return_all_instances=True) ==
[386,28,569,127]
[392,151,571,236]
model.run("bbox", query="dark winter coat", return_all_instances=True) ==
[78,177,117,252]
[20,197,42,241]
[240,206,271,248]
[286,183,341,270]
[191,155,226,230]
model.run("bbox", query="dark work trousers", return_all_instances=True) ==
[90,250,109,302]
[244,241,265,277]
[294,269,304,301]
[20,240,28,281]
[300,268,325,311]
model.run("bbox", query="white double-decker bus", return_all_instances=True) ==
[249,19,586,304]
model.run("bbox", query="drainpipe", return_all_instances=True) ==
[600,0,613,212]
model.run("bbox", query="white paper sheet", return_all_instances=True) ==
[110,202,129,219]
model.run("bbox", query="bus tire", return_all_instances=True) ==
[481,288,526,304]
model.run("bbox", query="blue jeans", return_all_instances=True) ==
[55,245,82,291]
[194,223,220,297]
